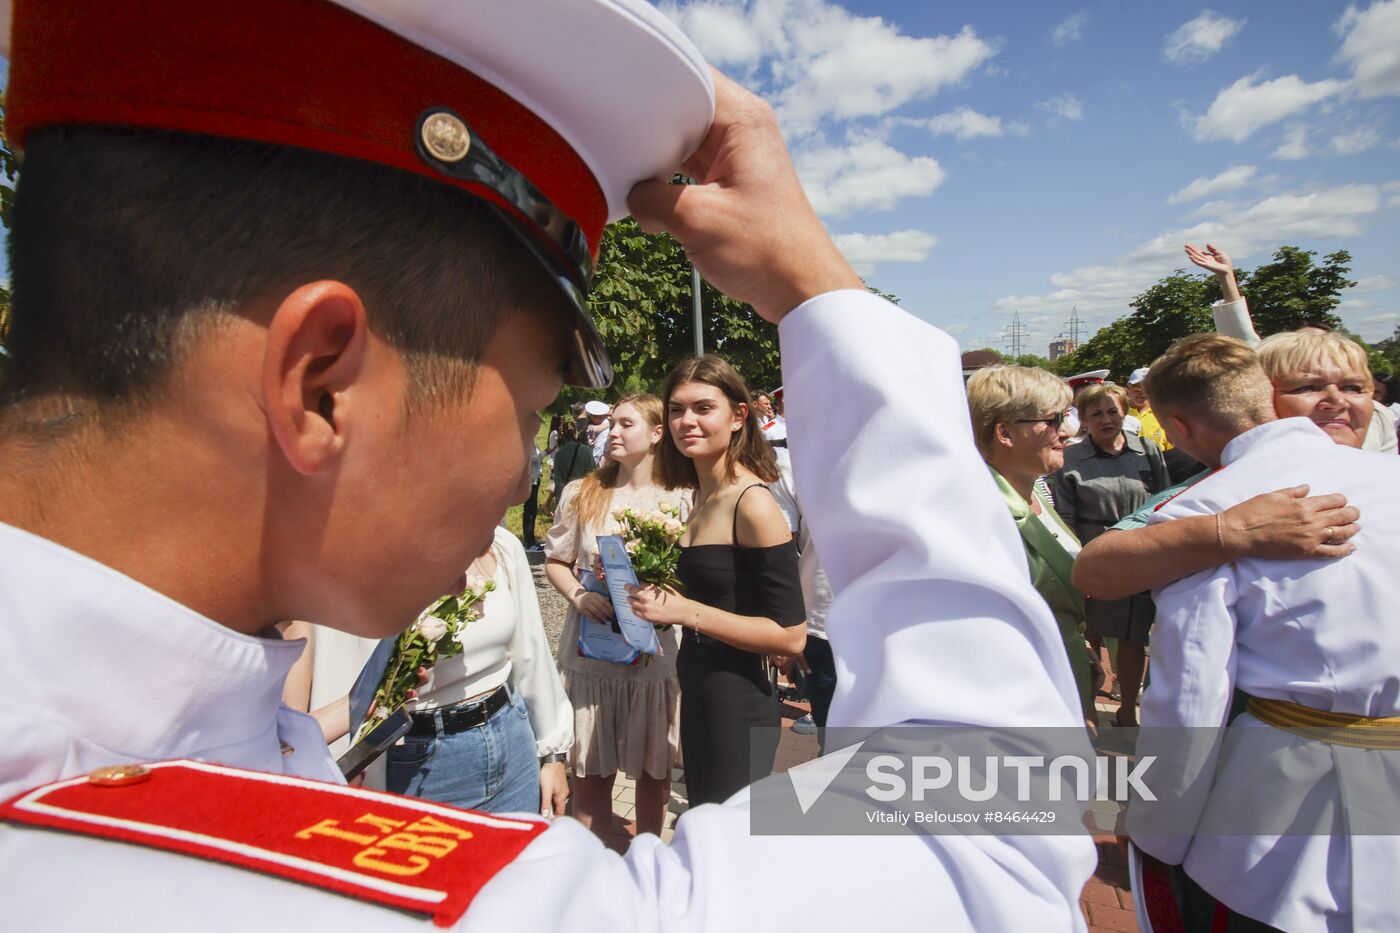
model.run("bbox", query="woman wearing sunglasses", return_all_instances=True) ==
[966,366,1096,729]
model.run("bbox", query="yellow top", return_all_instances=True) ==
[1130,406,1172,450]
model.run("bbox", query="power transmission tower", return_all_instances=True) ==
[1066,307,1085,345]
[1003,311,1028,359]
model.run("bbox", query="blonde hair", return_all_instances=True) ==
[1256,331,1372,384]
[965,366,1072,460]
[1075,383,1128,421]
[573,394,663,530]
[1142,334,1274,430]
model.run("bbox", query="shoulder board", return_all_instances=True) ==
[0,759,548,927]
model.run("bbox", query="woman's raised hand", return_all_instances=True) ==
[1184,243,1233,276]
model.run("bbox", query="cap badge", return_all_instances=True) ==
[421,111,471,163]
[87,764,152,787]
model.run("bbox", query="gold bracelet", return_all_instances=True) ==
[1215,513,1226,552]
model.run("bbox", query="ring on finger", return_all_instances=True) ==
[1324,526,1335,544]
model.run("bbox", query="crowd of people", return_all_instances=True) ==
[3,2,1396,931]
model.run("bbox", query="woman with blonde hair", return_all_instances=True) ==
[628,355,805,806]
[966,366,1095,727]
[543,394,686,844]
[1256,330,1379,451]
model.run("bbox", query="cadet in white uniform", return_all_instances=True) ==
[0,0,1094,929]
[1126,335,1400,932]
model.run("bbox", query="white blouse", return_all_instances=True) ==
[413,526,573,758]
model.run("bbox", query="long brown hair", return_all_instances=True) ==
[658,355,778,489]
[573,394,664,529]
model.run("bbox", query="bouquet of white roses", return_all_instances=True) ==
[356,575,495,741]
[611,502,686,590]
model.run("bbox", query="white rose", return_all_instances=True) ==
[417,616,448,643]
[665,518,686,538]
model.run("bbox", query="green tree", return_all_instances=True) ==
[1010,353,1053,371]
[1235,247,1352,336]
[564,217,784,408]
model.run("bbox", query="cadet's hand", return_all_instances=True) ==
[1220,485,1359,560]
[629,69,864,324]
[539,762,569,820]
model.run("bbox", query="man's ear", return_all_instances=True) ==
[262,281,370,476]
[994,423,1014,448]
[1163,412,1192,446]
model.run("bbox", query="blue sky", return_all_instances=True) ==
[662,0,1400,354]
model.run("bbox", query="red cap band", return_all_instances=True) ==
[6,0,607,260]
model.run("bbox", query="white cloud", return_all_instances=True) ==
[1190,73,1345,142]
[943,323,971,336]
[665,1,1000,138]
[1273,124,1310,159]
[1052,11,1088,47]
[1164,10,1245,64]
[670,2,765,66]
[1332,124,1384,154]
[833,229,938,276]
[1037,94,1084,121]
[918,107,1010,140]
[794,137,946,217]
[995,184,1387,330]
[1352,273,1399,291]
[1168,165,1257,203]
[1335,0,1400,97]
[1387,181,1400,207]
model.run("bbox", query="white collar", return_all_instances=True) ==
[0,521,303,759]
[1220,417,1333,467]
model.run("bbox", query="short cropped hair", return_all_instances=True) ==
[3,127,562,417]
[965,365,1072,460]
[1143,334,1274,430]
[1074,383,1128,421]
[1255,330,1372,385]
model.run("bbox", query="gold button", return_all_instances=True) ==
[421,112,471,163]
[88,764,151,787]
[280,742,295,756]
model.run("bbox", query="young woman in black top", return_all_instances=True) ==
[628,355,806,805]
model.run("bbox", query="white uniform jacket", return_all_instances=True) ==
[0,291,1095,931]
[1131,417,1400,933]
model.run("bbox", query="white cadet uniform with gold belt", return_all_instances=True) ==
[1131,417,1400,932]
[0,291,1096,931]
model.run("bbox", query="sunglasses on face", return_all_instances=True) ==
[1015,412,1070,430]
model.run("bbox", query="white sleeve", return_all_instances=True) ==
[1211,296,1260,346]
[779,290,1086,730]
[499,533,573,757]
[1127,569,1238,865]
[465,290,1096,932]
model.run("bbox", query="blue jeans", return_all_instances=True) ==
[386,689,541,815]
[803,636,837,750]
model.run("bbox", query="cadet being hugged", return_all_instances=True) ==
[0,1,1094,930]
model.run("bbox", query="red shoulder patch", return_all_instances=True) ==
[0,759,548,927]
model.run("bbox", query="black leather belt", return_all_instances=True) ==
[407,684,511,737]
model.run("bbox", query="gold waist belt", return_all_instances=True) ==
[1245,695,1400,750]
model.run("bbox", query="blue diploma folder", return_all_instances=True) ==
[595,535,661,656]
[576,567,640,665]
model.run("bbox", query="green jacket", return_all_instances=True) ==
[991,468,1094,717]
